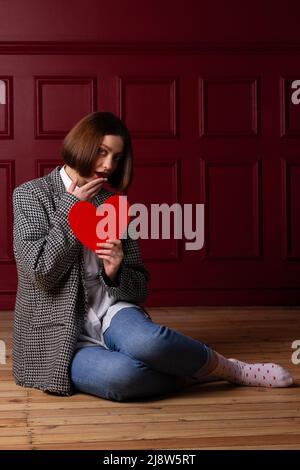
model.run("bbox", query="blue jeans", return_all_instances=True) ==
[70,307,213,402]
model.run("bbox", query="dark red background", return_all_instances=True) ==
[1,0,300,308]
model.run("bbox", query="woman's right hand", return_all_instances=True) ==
[67,177,108,202]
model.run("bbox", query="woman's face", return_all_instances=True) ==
[83,134,124,184]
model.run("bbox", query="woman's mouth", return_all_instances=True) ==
[95,171,108,179]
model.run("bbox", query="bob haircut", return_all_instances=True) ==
[60,111,133,192]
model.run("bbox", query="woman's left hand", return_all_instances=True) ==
[95,238,124,282]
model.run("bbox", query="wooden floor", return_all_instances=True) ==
[0,307,300,450]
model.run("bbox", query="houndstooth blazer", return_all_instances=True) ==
[12,165,150,395]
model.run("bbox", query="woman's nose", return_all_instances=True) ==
[103,157,114,171]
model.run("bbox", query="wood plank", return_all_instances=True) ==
[0,436,31,447]
[27,408,300,426]
[30,419,300,447]
[0,410,27,427]
[32,434,300,450]
[27,401,300,417]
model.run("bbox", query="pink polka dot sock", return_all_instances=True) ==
[205,352,294,388]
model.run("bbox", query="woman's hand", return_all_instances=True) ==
[67,177,108,202]
[95,238,124,282]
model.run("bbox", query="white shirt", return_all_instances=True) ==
[60,165,145,349]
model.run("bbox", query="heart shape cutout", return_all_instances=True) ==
[68,195,131,252]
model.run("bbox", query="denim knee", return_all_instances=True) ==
[105,307,212,377]
[103,361,148,402]
[71,350,154,402]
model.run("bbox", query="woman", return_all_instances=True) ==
[12,111,294,402]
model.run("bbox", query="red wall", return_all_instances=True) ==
[0,0,299,43]
[1,0,300,308]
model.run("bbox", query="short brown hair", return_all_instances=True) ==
[60,111,133,192]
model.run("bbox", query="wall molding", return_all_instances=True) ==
[0,41,300,55]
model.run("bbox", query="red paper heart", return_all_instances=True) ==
[68,195,130,252]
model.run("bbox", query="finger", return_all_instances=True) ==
[86,183,106,195]
[107,239,122,246]
[82,182,105,197]
[104,240,117,247]
[95,246,114,253]
[96,242,114,248]
[95,249,113,256]
[86,185,105,197]
[96,254,111,261]
[85,178,107,188]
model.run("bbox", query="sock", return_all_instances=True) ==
[195,352,294,388]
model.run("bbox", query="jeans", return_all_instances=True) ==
[70,306,214,402]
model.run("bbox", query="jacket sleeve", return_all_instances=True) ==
[13,185,82,292]
[98,228,150,304]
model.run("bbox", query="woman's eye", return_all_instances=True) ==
[97,148,122,161]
